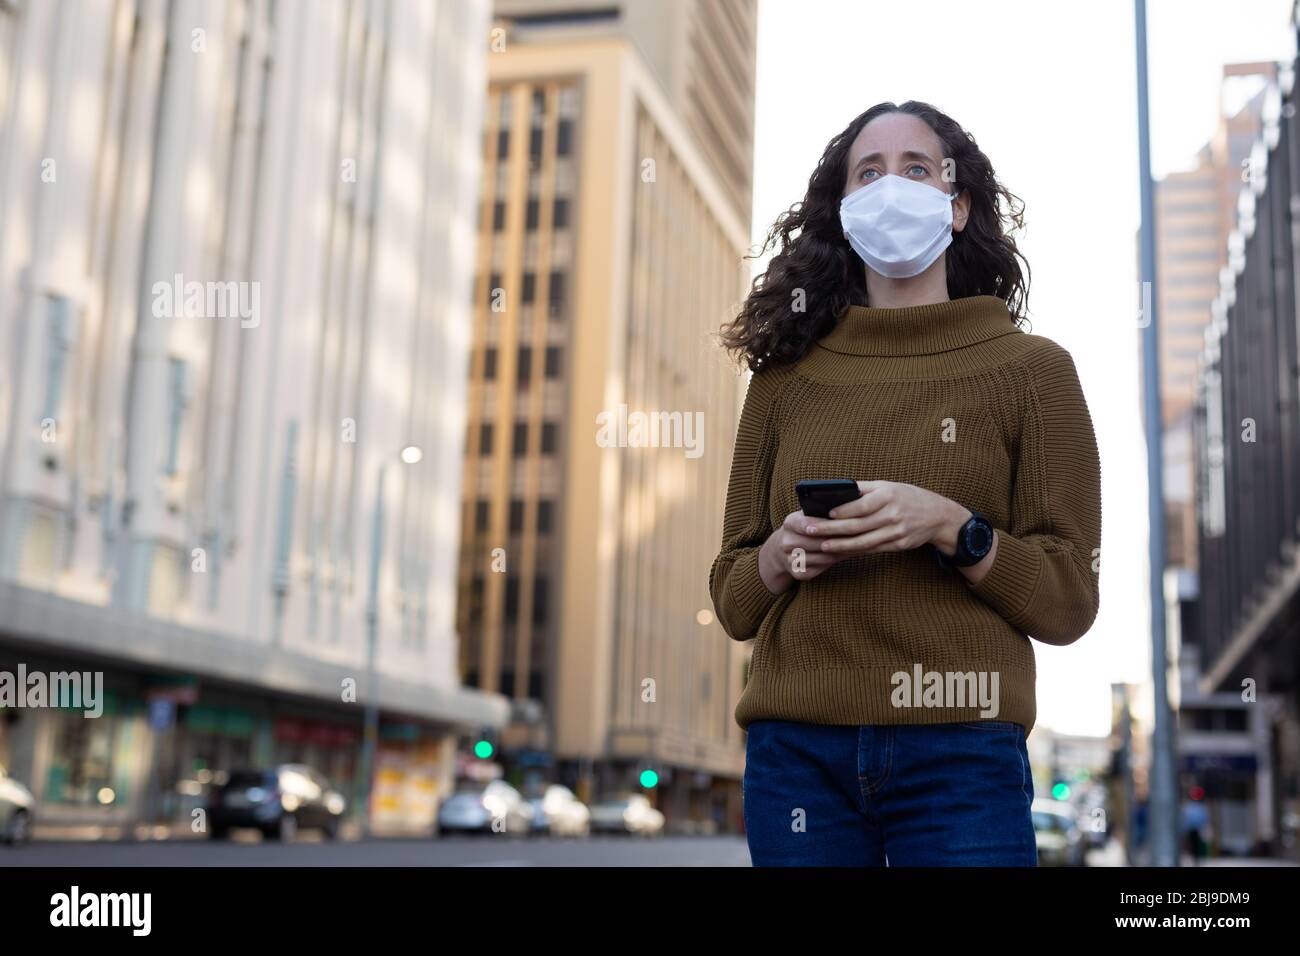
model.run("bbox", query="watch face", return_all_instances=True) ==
[964,518,993,557]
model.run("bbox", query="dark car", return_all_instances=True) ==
[1032,799,1087,866]
[207,764,346,841]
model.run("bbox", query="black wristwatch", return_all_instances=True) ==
[932,509,994,569]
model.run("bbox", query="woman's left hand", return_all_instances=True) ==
[803,480,968,557]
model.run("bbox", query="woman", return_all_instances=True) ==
[710,101,1102,866]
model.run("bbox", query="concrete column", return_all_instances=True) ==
[117,0,201,610]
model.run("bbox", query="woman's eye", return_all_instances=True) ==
[860,168,878,181]
[907,164,927,176]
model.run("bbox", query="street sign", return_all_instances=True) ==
[149,698,175,730]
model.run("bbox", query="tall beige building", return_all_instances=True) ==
[457,2,758,831]
[493,0,757,226]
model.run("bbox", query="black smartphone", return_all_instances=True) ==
[795,479,862,519]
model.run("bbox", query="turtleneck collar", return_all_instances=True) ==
[816,294,1021,357]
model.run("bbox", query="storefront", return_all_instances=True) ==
[371,723,454,833]
[272,715,360,804]
[0,633,498,832]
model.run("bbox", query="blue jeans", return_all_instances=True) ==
[742,719,1037,866]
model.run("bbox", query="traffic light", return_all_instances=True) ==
[639,768,659,789]
[1051,781,1071,800]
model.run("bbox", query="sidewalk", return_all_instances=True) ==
[29,819,429,843]
[1119,842,1299,866]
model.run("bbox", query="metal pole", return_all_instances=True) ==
[360,462,387,839]
[1134,0,1180,867]
[1121,689,1136,865]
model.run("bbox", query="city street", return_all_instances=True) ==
[6,834,1289,866]
[3,3,1300,926]
[2,835,755,867]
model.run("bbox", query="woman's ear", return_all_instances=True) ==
[952,190,970,234]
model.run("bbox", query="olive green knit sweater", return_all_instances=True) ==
[709,295,1102,734]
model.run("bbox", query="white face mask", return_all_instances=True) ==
[839,174,958,279]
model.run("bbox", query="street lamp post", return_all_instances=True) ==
[358,445,421,839]
[1134,0,1178,867]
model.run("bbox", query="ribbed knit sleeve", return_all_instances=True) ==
[964,342,1102,645]
[708,362,792,641]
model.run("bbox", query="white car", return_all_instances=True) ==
[588,793,664,836]
[0,764,33,846]
[438,779,534,835]
[526,784,591,837]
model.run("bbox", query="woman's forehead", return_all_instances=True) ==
[849,113,943,162]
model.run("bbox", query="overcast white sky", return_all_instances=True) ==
[750,0,1297,736]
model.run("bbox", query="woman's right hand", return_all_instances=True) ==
[758,511,844,594]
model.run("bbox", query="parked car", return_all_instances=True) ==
[588,793,664,836]
[438,779,534,836]
[0,764,33,846]
[525,784,590,837]
[1079,803,1109,848]
[1032,799,1086,866]
[207,764,346,841]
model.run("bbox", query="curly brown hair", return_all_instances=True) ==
[720,101,1031,371]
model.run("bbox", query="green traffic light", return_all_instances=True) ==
[1051,782,1070,800]
[639,769,658,789]
[474,740,493,759]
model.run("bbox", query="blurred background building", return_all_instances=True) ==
[1134,9,1300,860]
[1146,61,1284,860]
[1183,28,1300,858]
[1157,62,1275,571]
[0,0,764,841]
[0,0,508,836]
[457,0,758,833]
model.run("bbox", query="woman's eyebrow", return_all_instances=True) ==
[853,149,938,170]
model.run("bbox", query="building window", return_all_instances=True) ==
[487,271,501,304]
[165,358,190,476]
[509,498,524,534]
[42,294,76,424]
[522,272,536,304]
[532,575,548,626]
[496,128,509,160]
[526,197,540,230]
[517,346,532,387]
[513,422,528,456]
[556,118,574,156]
[492,200,506,231]
[474,499,490,532]
[469,574,485,626]
[548,271,565,318]
[544,346,561,379]
[529,127,544,161]
[483,346,497,380]
[541,422,558,455]
[505,575,520,622]
[43,709,127,808]
[553,198,569,229]
[537,499,553,534]
[478,422,493,455]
